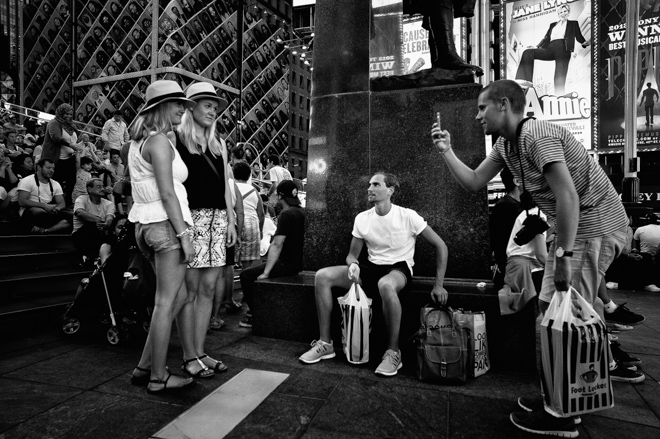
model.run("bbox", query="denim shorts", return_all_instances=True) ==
[539,226,628,305]
[135,220,181,260]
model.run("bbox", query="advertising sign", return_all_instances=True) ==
[502,0,593,149]
[401,16,465,75]
[370,0,404,78]
[599,1,660,151]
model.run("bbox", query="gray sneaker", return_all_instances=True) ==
[299,340,335,364]
[375,349,402,376]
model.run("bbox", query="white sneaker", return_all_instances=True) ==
[299,340,335,364]
[606,282,618,289]
[375,349,402,376]
[643,284,660,293]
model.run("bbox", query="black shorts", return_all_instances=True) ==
[359,260,412,297]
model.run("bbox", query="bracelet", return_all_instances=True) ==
[176,227,193,239]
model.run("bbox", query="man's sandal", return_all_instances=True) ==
[146,372,194,394]
[130,366,151,385]
[199,354,228,373]
[182,357,215,378]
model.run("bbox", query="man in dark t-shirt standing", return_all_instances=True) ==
[640,82,659,127]
[239,180,305,328]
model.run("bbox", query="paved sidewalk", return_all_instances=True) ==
[1,289,658,438]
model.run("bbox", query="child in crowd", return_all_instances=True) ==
[72,152,94,204]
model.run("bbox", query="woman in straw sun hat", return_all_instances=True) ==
[127,79,198,394]
[174,81,236,377]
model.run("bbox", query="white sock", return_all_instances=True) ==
[604,300,617,313]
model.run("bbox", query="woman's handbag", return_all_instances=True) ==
[337,282,372,364]
[540,287,613,417]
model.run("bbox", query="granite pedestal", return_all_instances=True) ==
[252,273,538,373]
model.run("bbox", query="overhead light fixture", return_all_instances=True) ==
[300,53,306,58]
[302,45,308,50]
[292,50,298,55]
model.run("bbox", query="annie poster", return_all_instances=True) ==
[502,0,593,149]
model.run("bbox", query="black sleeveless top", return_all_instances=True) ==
[175,133,227,210]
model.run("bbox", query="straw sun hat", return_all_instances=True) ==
[185,82,229,109]
[139,80,195,114]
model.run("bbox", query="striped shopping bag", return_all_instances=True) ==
[338,282,372,364]
[540,288,614,417]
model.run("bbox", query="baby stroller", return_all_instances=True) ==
[61,220,156,344]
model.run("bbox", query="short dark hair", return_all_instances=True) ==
[109,149,121,158]
[232,161,251,181]
[268,154,280,165]
[86,178,102,190]
[374,171,400,196]
[80,156,93,167]
[113,110,122,116]
[648,82,653,87]
[480,80,527,114]
[37,158,54,168]
[500,166,516,193]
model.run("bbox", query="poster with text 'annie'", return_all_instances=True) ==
[503,0,593,150]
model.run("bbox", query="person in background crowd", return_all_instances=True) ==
[431,79,643,438]
[17,158,72,234]
[72,151,95,204]
[3,131,26,159]
[174,82,236,378]
[490,166,523,289]
[299,172,448,377]
[101,110,130,151]
[0,150,15,216]
[266,154,291,186]
[72,178,116,263]
[239,180,306,328]
[3,113,27,134]
[127,80,197,394]
[234,161,264,270]
[41,104,84,205]
[633,213,660,292]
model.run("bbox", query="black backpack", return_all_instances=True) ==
[414,305,469,383]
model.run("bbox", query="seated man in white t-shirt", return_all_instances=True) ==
[17,158,72,234]
[299,172,449,376]
[72,178,116,262]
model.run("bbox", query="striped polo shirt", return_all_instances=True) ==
[488,119,627,239]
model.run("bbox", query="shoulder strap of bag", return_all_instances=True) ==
[201,150,223,182]
[241,187,256,200]
[508,116,535,214]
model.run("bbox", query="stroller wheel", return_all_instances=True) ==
[107,327,121,345]
[62,318,81,335]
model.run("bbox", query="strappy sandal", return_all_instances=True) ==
[182,357,215,378]
[146,372,194,394]
[209,317,224,330]
[199,354,228,373]
[130,366,151,385]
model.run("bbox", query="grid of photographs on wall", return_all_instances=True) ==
[22,0,291,170]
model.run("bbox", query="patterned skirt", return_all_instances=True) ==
[189,208,228,268]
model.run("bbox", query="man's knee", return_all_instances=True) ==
[315,266,345,288]
[377,277,401,301]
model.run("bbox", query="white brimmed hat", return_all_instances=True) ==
[139,80,195,114]
[185,82,229,109]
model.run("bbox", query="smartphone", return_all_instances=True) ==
[436,111,442,130]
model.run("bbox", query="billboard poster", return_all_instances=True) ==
[502,0,593,149]
[401,16,465,75]
[599,1,660,151]
[370,0,404,78]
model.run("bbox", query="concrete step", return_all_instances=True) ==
[0,234,76,255]
[0,251,82,276]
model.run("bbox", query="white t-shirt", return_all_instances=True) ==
[351,204,427,274]
[73,195,116,233]
[634,224,660,256]
[17,175,63,216]
[268,165,292,186]
[506,207,548,259]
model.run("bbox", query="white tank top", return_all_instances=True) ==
[127,134,193,226]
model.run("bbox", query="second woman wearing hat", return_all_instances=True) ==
[128,80,196,393]
[174,82,237,378]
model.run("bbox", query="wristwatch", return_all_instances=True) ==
[555,247,574,258]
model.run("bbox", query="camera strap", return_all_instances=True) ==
[511,116,535,216]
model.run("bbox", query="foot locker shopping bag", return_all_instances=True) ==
[338,282,372,364]
[540,287,613,417]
